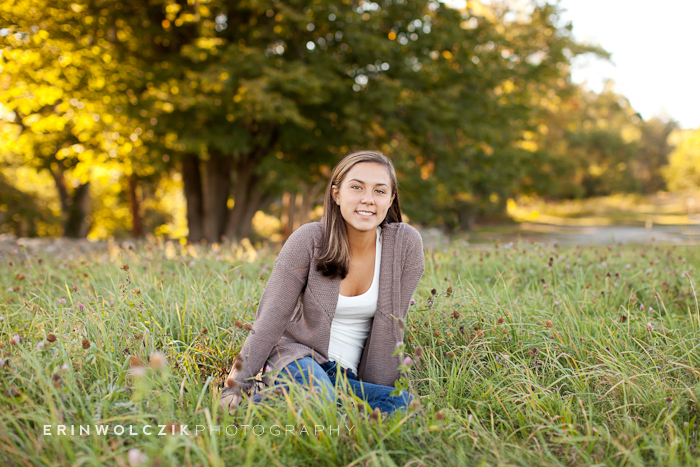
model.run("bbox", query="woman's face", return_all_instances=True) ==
[332,162,395,235]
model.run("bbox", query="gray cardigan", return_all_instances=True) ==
[223,221,425,397]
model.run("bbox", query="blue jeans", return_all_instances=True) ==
[252,357,412,415]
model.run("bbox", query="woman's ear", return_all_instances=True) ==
[331,185,340,205]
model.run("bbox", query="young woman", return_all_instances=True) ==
[219,151,425,415]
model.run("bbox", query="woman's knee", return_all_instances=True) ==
[282,357,335,402]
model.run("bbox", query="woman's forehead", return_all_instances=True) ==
[344,162,391,184]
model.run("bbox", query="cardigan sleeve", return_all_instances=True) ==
[398,225,425,318]
[223,223,319,397]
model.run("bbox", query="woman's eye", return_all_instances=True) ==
[351,185,361,190]
[376,190,386,194]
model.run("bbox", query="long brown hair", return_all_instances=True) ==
[316,151,402,278]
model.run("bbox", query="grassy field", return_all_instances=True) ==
[1,235,699,466]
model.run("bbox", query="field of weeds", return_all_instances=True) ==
[1,235,699,466]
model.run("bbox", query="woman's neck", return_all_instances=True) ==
[346,226,377,256]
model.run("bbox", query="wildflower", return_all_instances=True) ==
[647,322,654,332]
[451,310,460,319]
[681,271,686,278]
[47,334,57,342]
[122,264,130,271]
[37,341,45,350]
[396,340,404,348]
[71,284,78,293]
[436,411,445,420]
[486,277,491,282]
[243,323,253,332]
[59,298,66,305]
[403,356,413,366]
[130,356,145,367]
[149,351,167,370]
[431,288,437,296]
[545,320,554,328]
[127,448,148,466]
[234,320,243,329]
[82,339,91,350]
[415,346,424,358]
[78,303,84,311]
[369,408,381,422]
[130,366,146,378]
[445,287,452,296]
[61,363,69,371]
[188,260,195,267]
[6,288,12,292]
[265,364,273,373]
[427,298,434,308]
[409,399,421,410]
[648,307,654,313]
[51,373,62,388]
[11,335,20,345]
[497,317,504,324]
[410,298,416,305]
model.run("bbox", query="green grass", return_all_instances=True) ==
[1,237,699,466]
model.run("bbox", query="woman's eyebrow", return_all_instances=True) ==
[347,178,389,187]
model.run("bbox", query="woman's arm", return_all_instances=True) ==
[399,225,425,318]
[222,223,318,399]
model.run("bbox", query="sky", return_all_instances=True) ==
[557,0,700,130]
[443,0,700,129]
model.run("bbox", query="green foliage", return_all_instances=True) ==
[0,0,681,238]
[1,238,699,465]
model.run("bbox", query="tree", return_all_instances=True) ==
[0,0,154,237]
[663,127,700,191]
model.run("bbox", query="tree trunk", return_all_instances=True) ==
[128,175,142,238]
[460,206,478,231]
[281,191,295,239]
[203,152,233,243]
[182,153,205,243]
[64,182,91,238]
[51,168,90,238]
[224,156,256,240]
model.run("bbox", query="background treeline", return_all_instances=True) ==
[0,0,696,241]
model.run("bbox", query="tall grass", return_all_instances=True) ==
[0,237,698,466]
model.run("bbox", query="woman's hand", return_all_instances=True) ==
[219,393,242,414]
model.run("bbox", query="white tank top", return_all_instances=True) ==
[327,226,381,374]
